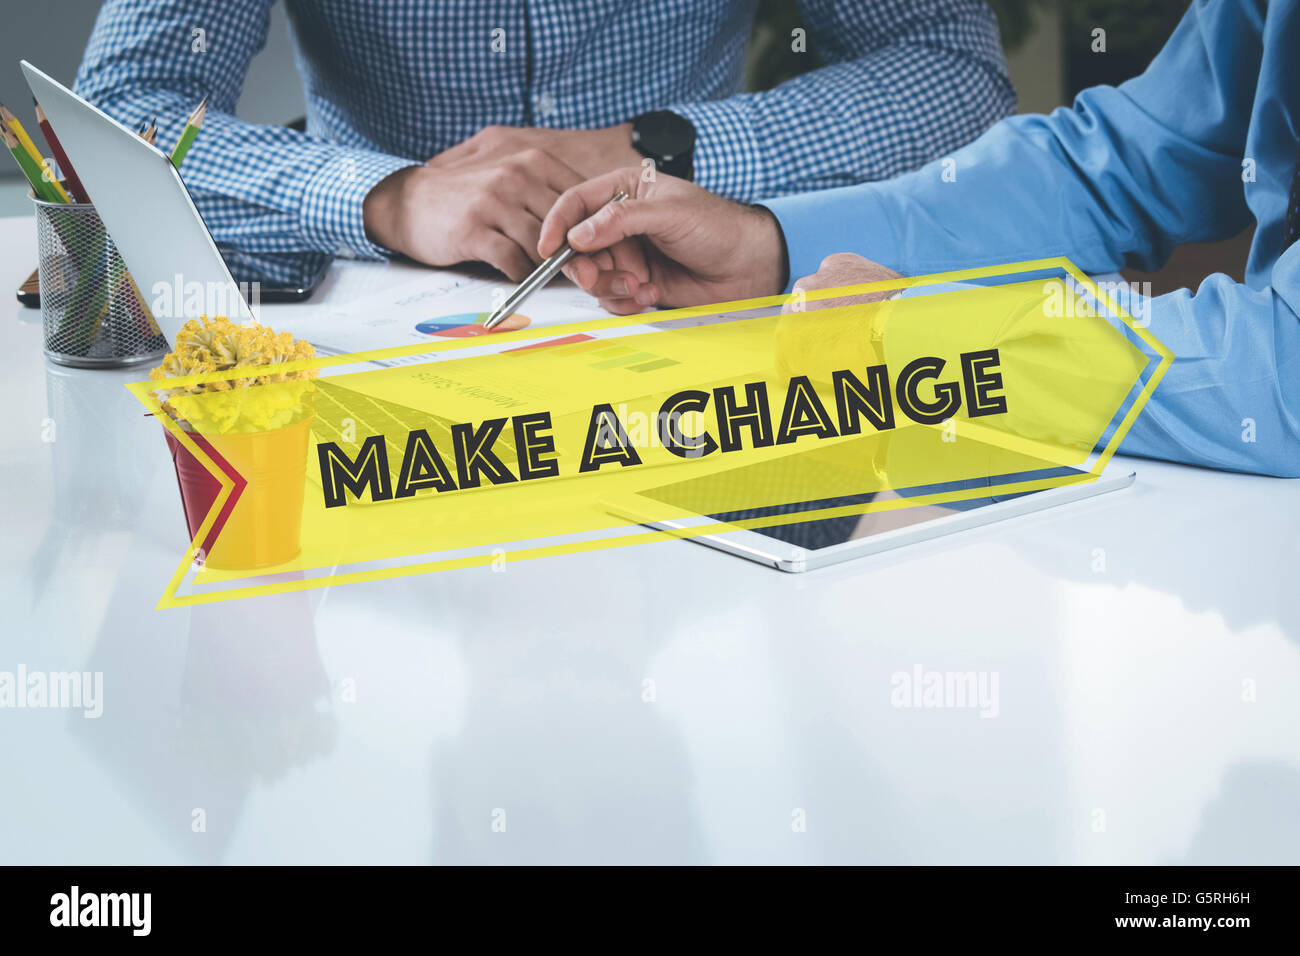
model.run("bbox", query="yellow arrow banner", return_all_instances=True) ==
[129,258,1172,607]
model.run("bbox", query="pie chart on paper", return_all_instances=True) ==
[415,312,532,336]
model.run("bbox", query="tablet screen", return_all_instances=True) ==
[635,449,1085,553]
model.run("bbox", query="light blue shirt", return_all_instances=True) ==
[764,0,1300,477]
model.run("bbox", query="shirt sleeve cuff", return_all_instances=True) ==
[759,184,901,292]
[299,150,421,259]
[666,99,763,202]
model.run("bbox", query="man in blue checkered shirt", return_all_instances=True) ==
[74,0,1014,280]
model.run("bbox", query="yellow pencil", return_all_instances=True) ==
[1,103,70,203]
[0,103,43,164]
[3,124,58,201]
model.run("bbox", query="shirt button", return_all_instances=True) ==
[535,91,557,117]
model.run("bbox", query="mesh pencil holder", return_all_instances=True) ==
[33,195,168,368]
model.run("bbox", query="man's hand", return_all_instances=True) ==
[774,253,902,385]
[538,168,790,313]
[427,124,643,181]
[362,152,586,281]
[785,253,902,312]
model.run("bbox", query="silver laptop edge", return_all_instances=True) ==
[21,61,253,345]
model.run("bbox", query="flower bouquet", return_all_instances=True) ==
[151,316,317,570]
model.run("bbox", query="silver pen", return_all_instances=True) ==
[482,188,628,330]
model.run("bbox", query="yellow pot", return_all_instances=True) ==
[167,416,313,571]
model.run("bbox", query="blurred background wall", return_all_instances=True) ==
[2,0,1233,292]
[0,0,305,212]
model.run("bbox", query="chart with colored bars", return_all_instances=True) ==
[581,341,679,374]
[414,313,681,372]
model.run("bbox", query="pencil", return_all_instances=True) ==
[3,124,59,202]
[143,117,158,145]
[1,103,70,203]
[169,95,208,168]
[1,103,44,167]
[33,101,90,203]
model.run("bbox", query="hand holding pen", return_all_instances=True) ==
[483,188,628,329]
[534,168,790,316]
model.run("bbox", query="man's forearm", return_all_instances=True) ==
[760,0,1260,283]
[75,0,417,257]
[1117,278,1300,478]
[667,0,1014,201]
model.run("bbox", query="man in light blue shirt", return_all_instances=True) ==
[540,0,1300,477]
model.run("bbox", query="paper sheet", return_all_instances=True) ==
[266,265,612,365]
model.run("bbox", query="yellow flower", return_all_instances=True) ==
[151,315,317,434]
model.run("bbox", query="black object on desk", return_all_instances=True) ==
[18,247,332,308]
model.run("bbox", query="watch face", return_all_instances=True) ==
[634,110,696,168]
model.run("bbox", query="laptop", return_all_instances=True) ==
[22,61,256,342]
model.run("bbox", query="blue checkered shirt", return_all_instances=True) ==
[75,0,1015,259]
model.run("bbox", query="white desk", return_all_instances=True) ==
[1,214,1298,865]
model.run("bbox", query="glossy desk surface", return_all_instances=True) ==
[1,216,1297,865]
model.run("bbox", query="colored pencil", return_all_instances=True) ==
[1,103,44,167]
[33,101,90,203]
[169,95,208,168]
[3,124,59,202]
[1,103,69,202]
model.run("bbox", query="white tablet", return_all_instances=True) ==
[606,458,1134,572]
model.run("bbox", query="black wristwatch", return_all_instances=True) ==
[631,110,696,181]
